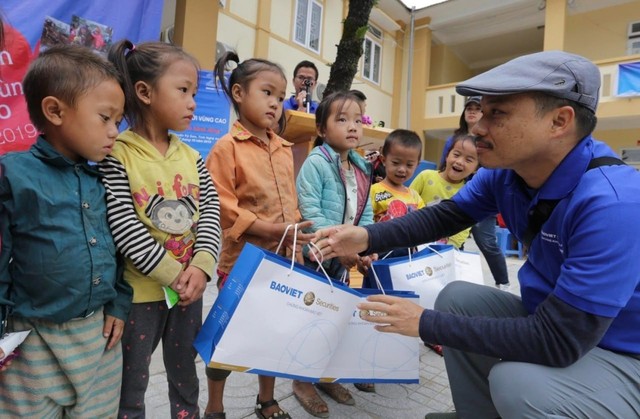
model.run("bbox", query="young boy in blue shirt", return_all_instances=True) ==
[0,45,132,417]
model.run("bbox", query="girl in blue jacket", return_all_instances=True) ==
[294,91,374,417]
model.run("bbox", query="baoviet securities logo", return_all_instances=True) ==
[269,281,340,312]
[405,263,449,280]
[405,266,433,280]
[303,292,315,306]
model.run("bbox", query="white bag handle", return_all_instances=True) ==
[426,243,445,258]
[380,247,414,266]
[307,241,335,293]
[380,251,395,260]
[277,228,336,292]
[367,263,386,295]
[276,223,299,272]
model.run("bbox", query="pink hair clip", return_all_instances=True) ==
[126,44,136,58]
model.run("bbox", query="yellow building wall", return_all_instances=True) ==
[429,44,473,86]
[271,0,294,40]
[565,1,640,60]
[321,0,344,63]
[217,11,257,60]
[268,37,326,90]
[595,129,640,153]
[229,0,259,25]
[376,30,396,94]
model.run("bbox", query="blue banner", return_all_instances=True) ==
[617,62,640,96]
[178,71,231,159]
[0,0,164,154]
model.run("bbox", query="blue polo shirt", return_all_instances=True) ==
[453,136,640,353]
[283,95,318,114]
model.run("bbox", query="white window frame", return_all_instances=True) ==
[628,21,640,55]
[362,33,382,84]
[293,0,323,54]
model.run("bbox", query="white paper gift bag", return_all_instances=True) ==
[371,244,484,309]
[193,243,361,381]
[322,288,420,384]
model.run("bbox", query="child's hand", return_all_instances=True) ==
[169,269,186,293]
[0,348,13,371]
[177,266,207,306]
[277,220,315,250]
[357,253,378,275]
[338,254,359,270]
[103,314,125,350]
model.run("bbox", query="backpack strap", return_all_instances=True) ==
[521,156,626,247]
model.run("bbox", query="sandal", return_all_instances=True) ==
[255,395,291,419]
[316,382,355,406]
[354,382,376,393]
[204,413,226,419]
[293,380,329,418]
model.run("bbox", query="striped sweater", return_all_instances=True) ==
[99,130,221,302]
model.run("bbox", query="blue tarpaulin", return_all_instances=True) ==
[617,62,640,96]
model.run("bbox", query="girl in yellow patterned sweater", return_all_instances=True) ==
[410,133,479,249]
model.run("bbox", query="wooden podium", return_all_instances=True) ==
[281,110,392,176]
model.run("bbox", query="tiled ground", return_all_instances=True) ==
[144,239,525,418]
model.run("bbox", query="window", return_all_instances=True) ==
[367,24,383,40]
[294,0,322,53]
[628,21,640,55]
[362,33,382,84]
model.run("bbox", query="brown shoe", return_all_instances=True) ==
[354,382,376,393]
[292,380,329,418]
[316,382,355,406]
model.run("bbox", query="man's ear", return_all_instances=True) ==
[231,83,244,104]
[134,80,152,105]
[41,96,65,126]
[550,105,575,136]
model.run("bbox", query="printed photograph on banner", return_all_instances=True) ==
[39,16,70,51]
[1,0,163,154]
[69,15,113,54]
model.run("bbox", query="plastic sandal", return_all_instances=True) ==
[255,396,291,419]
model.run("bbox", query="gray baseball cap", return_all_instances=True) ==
[456,51,600,113]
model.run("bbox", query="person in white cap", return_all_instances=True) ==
[311,51,640,419]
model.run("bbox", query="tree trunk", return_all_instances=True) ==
[322,0,376,98]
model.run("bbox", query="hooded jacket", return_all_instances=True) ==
[99,130,221,302]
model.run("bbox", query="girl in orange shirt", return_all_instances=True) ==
[204,51,313,419]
